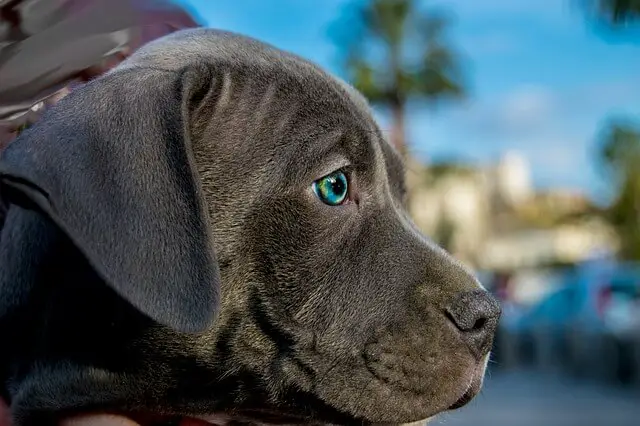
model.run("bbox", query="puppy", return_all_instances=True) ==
[0,29,500,426]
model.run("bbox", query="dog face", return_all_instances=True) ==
[0,29,500,425]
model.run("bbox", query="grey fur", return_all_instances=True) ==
[0,29,500,426]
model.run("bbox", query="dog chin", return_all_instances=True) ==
[191,414,435,426]
[188,364,486,426]
[179,353,490,426]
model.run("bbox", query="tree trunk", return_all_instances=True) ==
[390,101,407,160]
[389,99,420,213]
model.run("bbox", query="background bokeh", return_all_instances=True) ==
[1,1,639,425]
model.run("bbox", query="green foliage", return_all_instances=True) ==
[329,0,467,155]
[422,161,476,187]
[333,0,466,105]
[600,120,640,172]
[585,0,640,25]
[597,117,640,259]
[578,0,640,34]
[581,0,639,257]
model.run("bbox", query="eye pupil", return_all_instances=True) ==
[313,171,349,206]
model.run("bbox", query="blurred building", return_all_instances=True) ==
[492,150,533,208]
[481,219,618,270]
[409,152,619,271]
[410,160,490,266]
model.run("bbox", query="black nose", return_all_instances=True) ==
[445,290,501,358]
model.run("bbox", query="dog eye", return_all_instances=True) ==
[312,170,349,206]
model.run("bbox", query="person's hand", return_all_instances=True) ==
[59,416,141,426]
[0,399,212,426]
[0,399,140,426]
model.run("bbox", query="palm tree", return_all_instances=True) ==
[329,0,467,160]
[581,0,640,26]
[597,118,640,259]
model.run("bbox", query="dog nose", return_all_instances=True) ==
[445,290,501,357]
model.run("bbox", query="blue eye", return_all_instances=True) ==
[313,170,349,206]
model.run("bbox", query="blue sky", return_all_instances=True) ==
[180,0,639,202]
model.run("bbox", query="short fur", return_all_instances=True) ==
[0,29,500,426]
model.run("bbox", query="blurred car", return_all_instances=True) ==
[512,261,640,337]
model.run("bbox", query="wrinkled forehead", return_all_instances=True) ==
[122,28,373,116]
[118,28,403,185]
[122,30,364,112]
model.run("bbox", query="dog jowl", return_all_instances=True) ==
[0,29,501,426]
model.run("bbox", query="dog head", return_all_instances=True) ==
[0,29,500,425]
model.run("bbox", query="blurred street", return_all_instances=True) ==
[433,369,640,426]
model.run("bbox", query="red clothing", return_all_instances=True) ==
[0,0,202,148]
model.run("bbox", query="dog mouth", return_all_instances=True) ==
[118,411,430,426]
[446,356,488,411]
[107,369,485,426]
[176,365,486,426]
[446,382,477,411]
[119,352,490,426]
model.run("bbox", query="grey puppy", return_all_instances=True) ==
[0,29,500,426]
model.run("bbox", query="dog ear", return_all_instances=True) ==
[0,63,221,333]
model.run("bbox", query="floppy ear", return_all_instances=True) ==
[0,63,220,333]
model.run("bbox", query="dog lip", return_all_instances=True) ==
[446,364,484,411]
[447,387,475,410]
